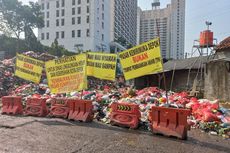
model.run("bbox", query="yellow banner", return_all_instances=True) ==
[87,52,117,81]
[45,54,87,94]
[119,38,163,80]
[15,53,44,83]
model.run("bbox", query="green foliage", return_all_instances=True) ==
[0,0,44,51]
[0,0,24,39]
[0,1,76,57]
[47,39,76,57]
[0,35,76,58]
[115,36,133,49]
[0,35,27,57]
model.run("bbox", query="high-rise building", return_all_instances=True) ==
[38,0,111,52]
[137,0,185,59]
[110,0,138,47]
[38,0,138,53]
[170,0,185,59]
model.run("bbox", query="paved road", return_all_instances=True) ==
[0,115,229,153]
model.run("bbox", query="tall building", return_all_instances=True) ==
[110,0,137,47]
[170,0,185,59]
[38,0,111,52]
[137,0,185,59]
[38,0,138,53]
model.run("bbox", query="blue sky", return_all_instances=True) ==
[20,0,230,54]
[139,0,230,54]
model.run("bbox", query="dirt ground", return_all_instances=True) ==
[0,115,229,153]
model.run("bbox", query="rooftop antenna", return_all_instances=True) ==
[205,21,212,30]
[152,0,160,10]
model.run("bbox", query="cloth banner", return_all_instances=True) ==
[119,38,163,80]
[45,54,87,94]
[15,53,44,83]
[87,52,117,81]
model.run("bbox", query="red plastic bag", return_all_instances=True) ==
[202,111,219,122]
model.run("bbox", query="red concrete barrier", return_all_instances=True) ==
[24,98,48,117]
[149,106,191,140]
[110,102,141,129]
[68,100,94,122]
[1,96,23,115]
[49,98,73,118]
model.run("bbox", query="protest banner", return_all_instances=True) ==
[87,52,117,81]
[119,38,163,80]
[45,54,87,94]
[15,53,44,83]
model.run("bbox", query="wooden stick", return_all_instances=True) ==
[170,63,177,91]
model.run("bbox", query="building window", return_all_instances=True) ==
[86,16,89,23]
[72,30,75,38]
[77,30,81,37]
[87,0,89,3]
[72,0,75,5]
[102,13,104,20]
[56,32,59,39]
[61,31,65,38]
[77,7,81,14]
[47,12,49,18]
[46,33,49,40]
[61,19,65,26]
[87,6,89,13]
[61,9,65,16]
[78,0,81,5]
[86,29,90,37]
[102,4,104,11]
[47,2,50,9]
[61,0,65,7]
[102,22,104,29]
[41,12,45,18]
[41,3,44,10]
[102,34,104,41]
[41,33,44,40]
[56,10,59,17]
[77,17,81,24]
[56,19,59,26]
[46,20,49,27]
[56,1,59,8]
[72,8,75,15]
[72,17,75,25]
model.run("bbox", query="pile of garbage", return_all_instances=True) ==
[0,51,229,138]
[82,87,230,138]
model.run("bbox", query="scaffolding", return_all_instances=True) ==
[186,21,218,97]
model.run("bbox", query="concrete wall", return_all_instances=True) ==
[204,61,230,101]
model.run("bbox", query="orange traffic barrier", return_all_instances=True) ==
[110,102,141,129]
[49,98,73,118]
[68,100,94,122]
[24,98,48,117]
[1,96,23,115]
[149,106,191,140]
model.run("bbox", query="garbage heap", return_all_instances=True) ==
[0,51,229,138]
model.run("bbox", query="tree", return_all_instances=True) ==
[115,36,133,49]
[0,0,24,49]
[0,15,13,37]
[0,34,27,57]
[48,39,76,57]
[0,0,44,51]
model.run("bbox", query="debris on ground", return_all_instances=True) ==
[0,51,229,139]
